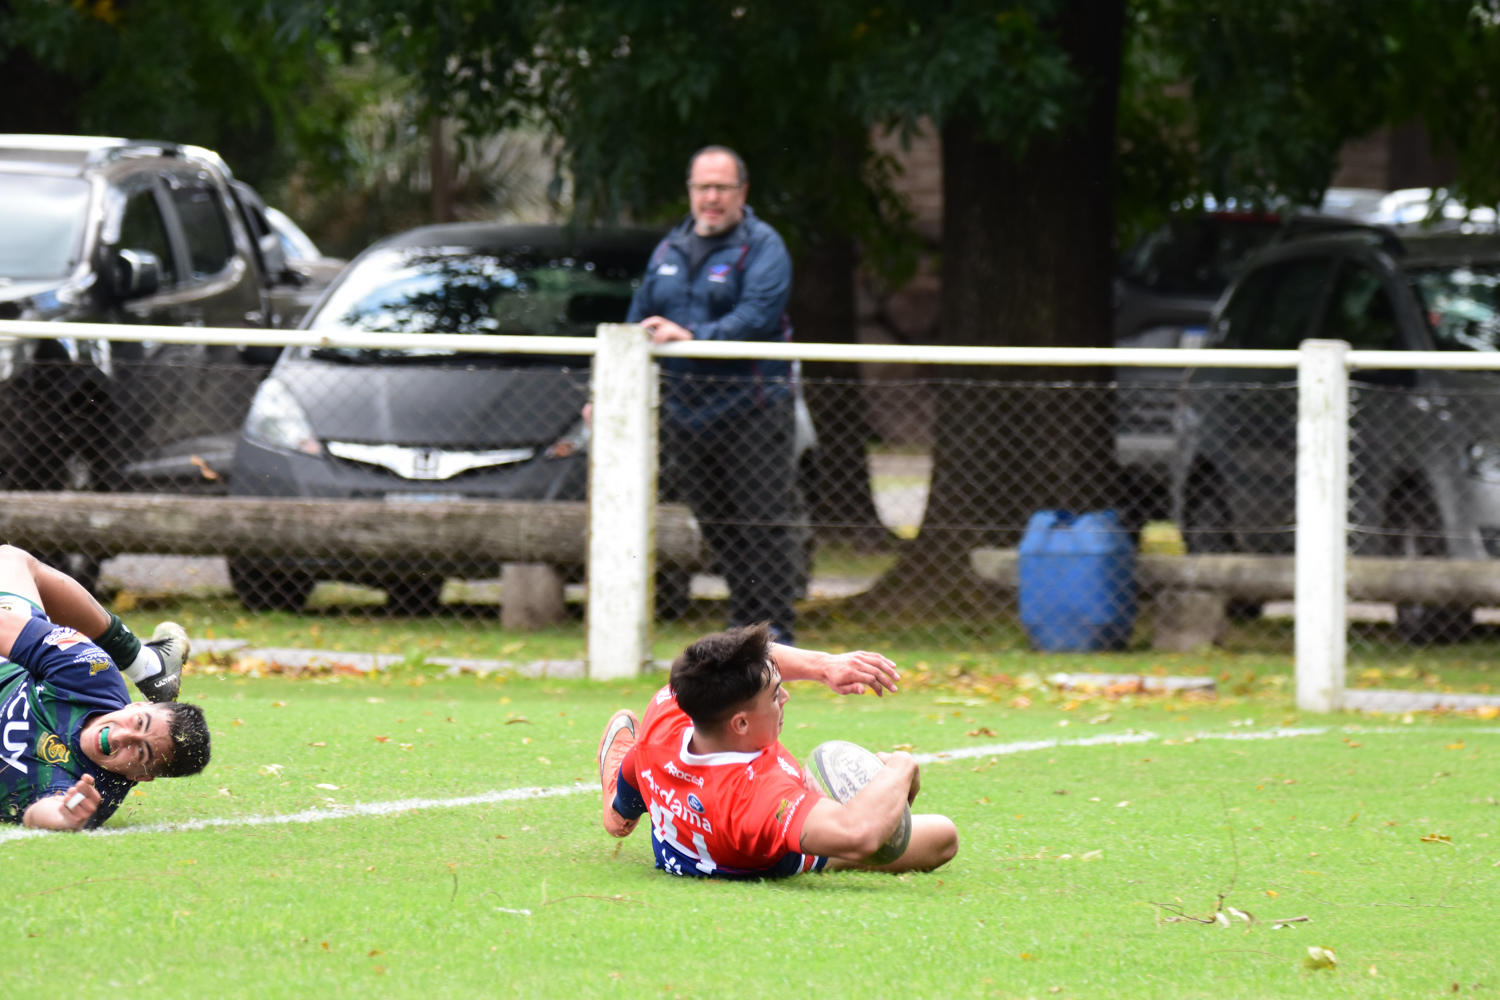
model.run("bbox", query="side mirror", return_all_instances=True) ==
[112,248,162,299]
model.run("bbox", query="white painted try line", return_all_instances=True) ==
[0,782,592,845]
[6,725,1494,845]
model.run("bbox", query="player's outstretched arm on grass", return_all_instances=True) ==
[770,643,899,696]
[22,773,101,831]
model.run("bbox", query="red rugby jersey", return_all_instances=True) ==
[622,684,822,877]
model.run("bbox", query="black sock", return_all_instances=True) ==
[95,612,143,669]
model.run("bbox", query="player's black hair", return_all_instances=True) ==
[686,145,748,186]
[670,623,774,730]
[159,702,211,778]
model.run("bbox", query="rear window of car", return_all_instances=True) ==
[305,245,641,362]
[1410,266,1500,351]
[0,174,91,280]
[1122,215,1283,295]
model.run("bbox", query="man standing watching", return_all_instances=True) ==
[628,145,800,643]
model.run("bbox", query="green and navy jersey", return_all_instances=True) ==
[0,594,133,826]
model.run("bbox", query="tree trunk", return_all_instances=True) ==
[430,116,452,223]
[790,233,891,548]
[874,0,1127,605]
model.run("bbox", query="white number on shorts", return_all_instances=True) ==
[691,833,717,875]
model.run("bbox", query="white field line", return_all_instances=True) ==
[6,725,1496,845]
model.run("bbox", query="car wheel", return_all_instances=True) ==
[1182,471,1235,554]
[230,560,315,613]
[1385,481,1473,645]
[386,576,445,616]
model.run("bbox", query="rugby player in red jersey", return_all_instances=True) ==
[596,624,958,878]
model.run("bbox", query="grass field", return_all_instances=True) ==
[5,661,1498,998]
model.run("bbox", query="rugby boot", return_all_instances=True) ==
[135,621,189,703]
[598,708,640,837]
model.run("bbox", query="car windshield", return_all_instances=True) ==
[0,173,91,281]
[1121,215,1283,295]
[1410,266,1500,351]
[305,245,640,363]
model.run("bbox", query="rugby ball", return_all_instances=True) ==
[806,740,912,865]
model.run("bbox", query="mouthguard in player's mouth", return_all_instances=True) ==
[99,726,113,755]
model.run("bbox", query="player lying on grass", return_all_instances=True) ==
[0,545,205,831]
[598,623,958,878]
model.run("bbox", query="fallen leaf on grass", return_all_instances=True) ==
[892,743,915,751]
[537,757,551,765]
[272,701,287,708]
[231,719,243,726]
[504,717,532,725]
[257,764,283,777]
[399,743,414,751]
[1303,946,1337,970]
[1478,706,1500,720]
[315,783,339,791]
[368,950,383,957]
[308,742,326,748]
[1080,850,1102,861]
[1421,833,1453,844]
[966,727,997,738]
[373,736,390,743]
[218,788,232,796]
[1446,741,1465,750]
[1265,890,1279,897]
[1116,801,1130,808]
[366,697,384,704]
[1088,713,1112,724]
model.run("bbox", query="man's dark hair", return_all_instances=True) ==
[670,623,773,729]
[159,702,211,778]
[687,145,748,186]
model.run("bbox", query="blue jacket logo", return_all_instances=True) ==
[707,263,731,283]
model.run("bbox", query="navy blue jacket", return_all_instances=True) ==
[627,207,793,427]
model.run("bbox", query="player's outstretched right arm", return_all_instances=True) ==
[22,774,101,831]
[798,751,919,861]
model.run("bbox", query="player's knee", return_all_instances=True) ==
[935,817,959,864]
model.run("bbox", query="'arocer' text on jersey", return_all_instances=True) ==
[621,684,824,879]
[0,594,133,825]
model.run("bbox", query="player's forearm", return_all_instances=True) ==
[769,643,828,683]
[838,758,917,856]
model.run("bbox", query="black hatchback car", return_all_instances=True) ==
[1172,222,1500,641]
[228,224,661,612]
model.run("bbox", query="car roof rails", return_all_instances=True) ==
[1281,214,1405,255]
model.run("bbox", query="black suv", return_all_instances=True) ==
[0,135,333,584]
[1172,222,1500,641]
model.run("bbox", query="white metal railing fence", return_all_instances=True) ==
[3,318,1496,709]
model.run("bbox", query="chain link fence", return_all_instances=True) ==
[5,345,1500,703]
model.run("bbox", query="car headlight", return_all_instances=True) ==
[1467,440,1500,482]
[244,378,322,456]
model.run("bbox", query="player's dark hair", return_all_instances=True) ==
[159,702,211,778]
[670,623,774,730]
[687,145,748,186]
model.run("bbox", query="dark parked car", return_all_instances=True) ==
[228,224,653,612]
[1171,222,1500,642]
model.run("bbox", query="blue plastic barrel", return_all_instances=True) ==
[1018,510,1136,652]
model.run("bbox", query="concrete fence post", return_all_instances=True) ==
[587,323,657,679]
[1295,339,1350,712]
